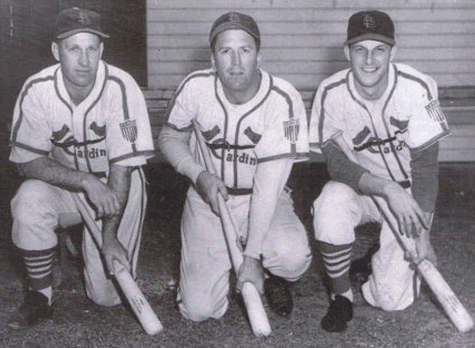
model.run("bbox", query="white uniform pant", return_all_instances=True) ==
[178,187,312,321]
[11,168,147,306]
[313,181,420,311]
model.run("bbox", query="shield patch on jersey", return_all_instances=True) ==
[120,119,137,143]
[283,118,299,144]
[425,100,446,123]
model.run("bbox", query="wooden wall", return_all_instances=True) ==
[146,0,475,90]
[145,0,475,162]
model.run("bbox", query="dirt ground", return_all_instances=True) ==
[1,138,475,347]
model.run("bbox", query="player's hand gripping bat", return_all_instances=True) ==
[192,119,272,337]
[331,130,474,333]
[72,193,164,336]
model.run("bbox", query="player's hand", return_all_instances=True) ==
[82,174,121,219]
[236,255,265,295]
[196,171,229,215]
[411,228,438,266]
[384,183,429,238]
[102,236,131,276]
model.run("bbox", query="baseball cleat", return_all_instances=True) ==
[264,275,293,317]
[8,291,53,329]
[321,295,353,332]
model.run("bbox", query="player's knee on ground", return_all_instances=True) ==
[312,181,359,244]
[178,291,228,322]
[84,267,122,307]
[362,276,416,312]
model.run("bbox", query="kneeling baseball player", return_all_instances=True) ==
[309,10,449,332]
[159,12,312,322]
[8,7,155,328]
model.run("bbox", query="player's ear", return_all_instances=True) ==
[389,44,397,62]
[343,44,351,62]
[51,41,60,62]
[99,41,104,59]
[210,53,216,71]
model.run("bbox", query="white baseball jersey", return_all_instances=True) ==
[10,60,155,172]
[165,68,309,191]
[309,63,449,184]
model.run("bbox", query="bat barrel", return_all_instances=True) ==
[417,260,474,333]
[241,283,272,337]
[114,262,164,335]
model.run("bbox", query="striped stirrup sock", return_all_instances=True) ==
[320,241,353,295]
[21,247,56,294]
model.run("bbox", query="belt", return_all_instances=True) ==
[227,187,253,196]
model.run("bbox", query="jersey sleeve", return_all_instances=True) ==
[405,76,450,152]
[106,76,155,167]
[254,86,309,163]
[9,81,53,163]
[164,77,199,131]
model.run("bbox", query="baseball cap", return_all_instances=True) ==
[346,10,395,46]
[55,7,109,40]
[209,12,260,45]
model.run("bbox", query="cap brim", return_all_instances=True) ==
[345,33,395,46]
[56,28,110,40]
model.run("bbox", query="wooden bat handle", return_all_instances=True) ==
[192,119,272,337]
[71,193,164,335]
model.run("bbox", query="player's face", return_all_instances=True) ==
[345,40,396,100]
[52,32,103,94]
[211,29,261,103]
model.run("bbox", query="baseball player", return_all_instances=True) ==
[8,7,154,328]
[158,12,312,321]
[309,10,450,332]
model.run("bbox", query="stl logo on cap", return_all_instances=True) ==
[229,12,241,23]
[363,14,376,29]
[78,11,88,25]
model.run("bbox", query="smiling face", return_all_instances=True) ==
[344,39,396,100]
[52,32,103,102]
[211,29,261,104]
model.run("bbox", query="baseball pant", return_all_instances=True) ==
[11,168,147,306]
[178,187,312,321]
[313,180,420,311]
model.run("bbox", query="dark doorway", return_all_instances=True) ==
[0,0,147,126]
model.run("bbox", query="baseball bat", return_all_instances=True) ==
[192,119,272,337]
[71,193,164,335]
[331,130,474,333]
